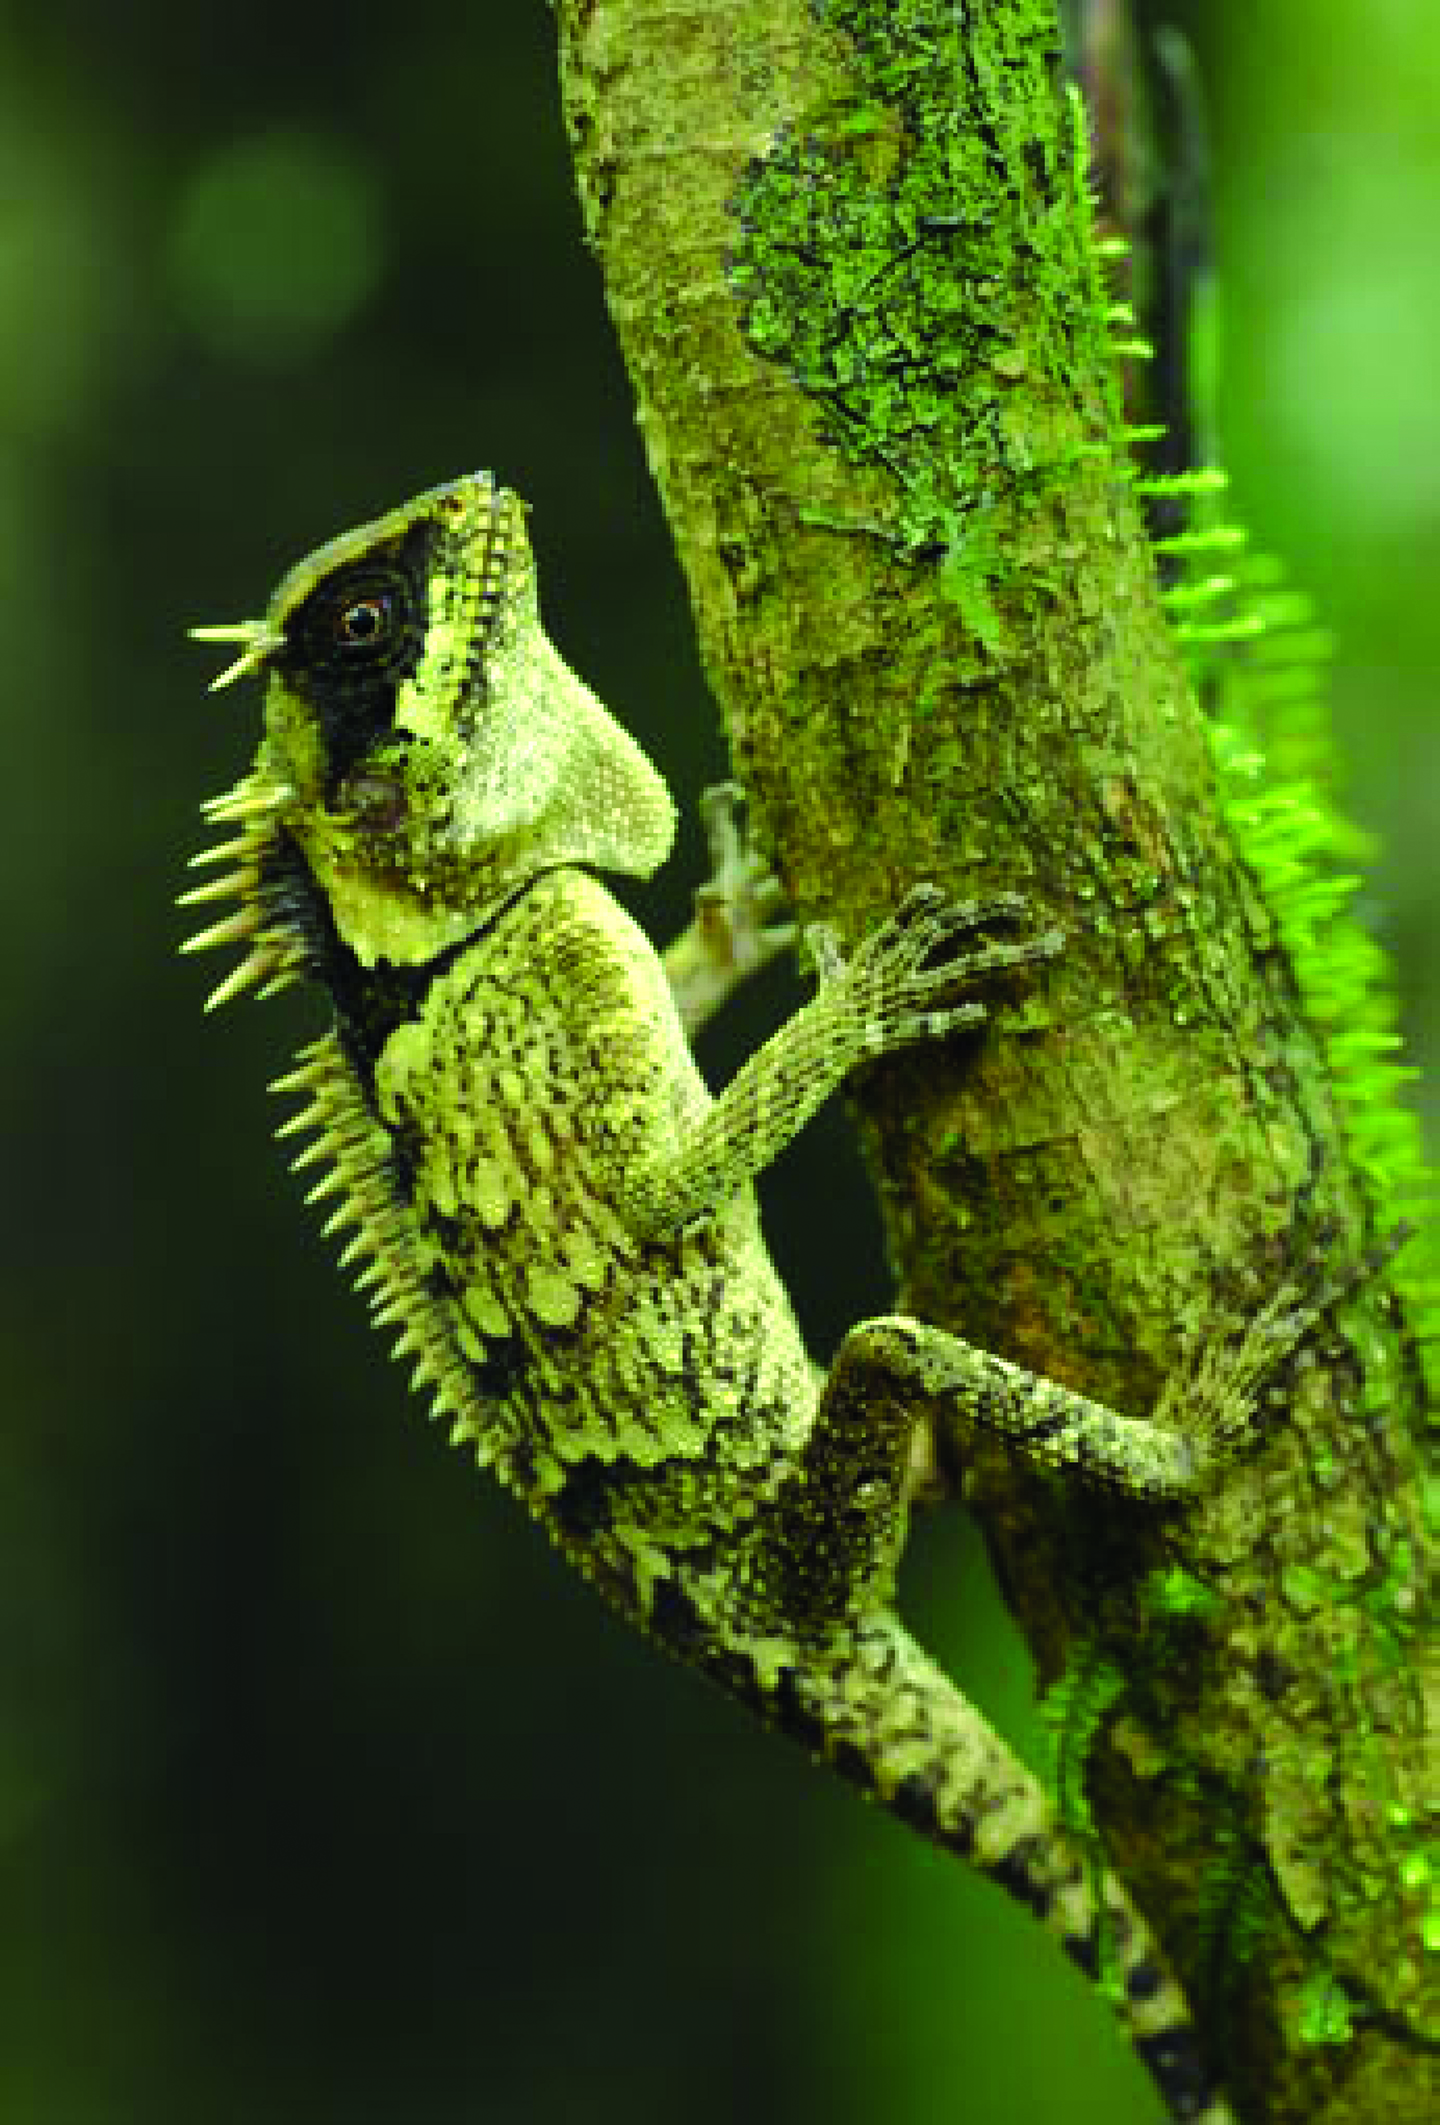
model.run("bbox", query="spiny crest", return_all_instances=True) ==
[178,771,302,1011]
[267,1031,474,1427]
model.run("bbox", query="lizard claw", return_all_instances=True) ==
[834,884,1064,1055]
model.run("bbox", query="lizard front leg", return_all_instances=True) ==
[628,884,1063,1241]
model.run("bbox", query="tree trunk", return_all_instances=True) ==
[550,4,1433,2120]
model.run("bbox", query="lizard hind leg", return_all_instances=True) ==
[749,1327,922,1631]
[843,1312,1209,1500]
[752,1310,1204,1640]
[745,1321,1236,2123]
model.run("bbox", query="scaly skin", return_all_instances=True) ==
[179,470,1315,2123]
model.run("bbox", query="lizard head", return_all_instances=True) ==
[182,470,677,1005]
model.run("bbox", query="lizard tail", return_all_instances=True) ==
[776,1614,1236,2125]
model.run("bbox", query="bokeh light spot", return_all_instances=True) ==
[168,131,383,364]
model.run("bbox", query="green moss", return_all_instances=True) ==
[1095,112,1438,1438]
[1145,1563,1221,1621]
[1194,1817,1281,2044]
[1134,475,1438,1423]
[1295,1971,1356,2047]
[1039,1639,1125,1828]
[1116,239,1436,2005]
[1037,1639,1127,1999]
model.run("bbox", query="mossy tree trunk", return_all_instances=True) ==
[550,4,1432,2121]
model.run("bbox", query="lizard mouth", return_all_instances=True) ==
[178,771,308,1012]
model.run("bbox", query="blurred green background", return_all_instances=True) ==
[1,4,1432,2121]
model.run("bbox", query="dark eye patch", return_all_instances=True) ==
[279,519,431,799]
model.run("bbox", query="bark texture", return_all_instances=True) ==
[551,4,1433,2120]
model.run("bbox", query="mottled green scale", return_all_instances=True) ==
[373,868,812,1502]
[181,470,1330,2125]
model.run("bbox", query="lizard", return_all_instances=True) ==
[181,467,1332,2124]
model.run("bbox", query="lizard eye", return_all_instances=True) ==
[277,529,430,798]
[282,545,421,683]
[295,563,415,670]
[336,594,391,648]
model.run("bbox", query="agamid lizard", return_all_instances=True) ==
[183,470,1347,2124]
